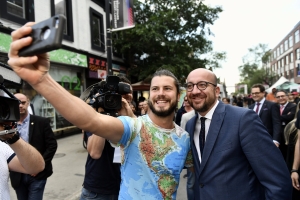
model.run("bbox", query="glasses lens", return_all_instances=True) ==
[197,82,207,90]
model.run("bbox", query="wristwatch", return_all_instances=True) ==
[6,133,20,144]
[291,169,298,173]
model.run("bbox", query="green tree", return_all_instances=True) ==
[238,44,276,93]
[112,0,224,83]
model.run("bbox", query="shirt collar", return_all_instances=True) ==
[258,98,265,105]
[197,100,219,120]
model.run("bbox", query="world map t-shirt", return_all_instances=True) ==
[112,115,193,200]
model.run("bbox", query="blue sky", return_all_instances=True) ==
[204,0,300,93]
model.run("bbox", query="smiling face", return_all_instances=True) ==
[251,87,265,103]
[186,68,220,116]
[148,75,179,117]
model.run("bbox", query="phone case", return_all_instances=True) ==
[18,14,66,57]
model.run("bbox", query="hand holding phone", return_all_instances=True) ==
[18,14,66,57]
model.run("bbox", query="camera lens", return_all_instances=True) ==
[41,28,51,40]
[0,103,10,120]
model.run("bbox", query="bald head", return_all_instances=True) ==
[187,68,217,85]
[186,68,219,116]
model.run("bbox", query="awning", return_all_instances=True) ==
[132,81,150,91]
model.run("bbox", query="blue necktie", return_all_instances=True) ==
[199,117,206,158]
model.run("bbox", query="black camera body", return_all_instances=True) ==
[19,14,66,57]
[88,76,131,116]
[0,74,20,135]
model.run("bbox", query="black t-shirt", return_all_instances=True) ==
[83,132,121,195]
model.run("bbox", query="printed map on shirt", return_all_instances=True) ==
[111,115,193,200]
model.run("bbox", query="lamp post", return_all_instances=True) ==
[105,0,113,75]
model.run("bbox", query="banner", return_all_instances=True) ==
[112,0,135,32]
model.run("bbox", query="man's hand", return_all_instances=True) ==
[118,98,136,118]
[8,22,50,86]
[291,172,300,190]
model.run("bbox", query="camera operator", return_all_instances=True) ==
[0,122,45,200]
[8,23,193,199]
[81,81,135,200]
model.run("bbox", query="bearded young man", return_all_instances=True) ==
[184,68,292,199]
[7,23,192,199]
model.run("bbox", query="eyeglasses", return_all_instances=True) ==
[276,95,286,99]
[251,92,262,96]
[19,101,27,105]
[185,81,216,92]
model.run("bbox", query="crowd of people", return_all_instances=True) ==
[0,22,299,200]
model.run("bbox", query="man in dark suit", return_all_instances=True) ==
[249,84,282,147]
[10,93,57,200]
[276,90,297,158]
[185,68,292,199]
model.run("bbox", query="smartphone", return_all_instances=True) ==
[18,14,66,57]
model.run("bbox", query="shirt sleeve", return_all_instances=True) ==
[0,142,15,163]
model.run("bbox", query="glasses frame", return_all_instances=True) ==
[185,81,217,92]
[276,95,286,99]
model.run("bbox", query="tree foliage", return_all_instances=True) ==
[238,43,276,93]
[112,0,224,83]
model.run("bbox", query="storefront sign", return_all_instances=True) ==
[0,33,12,53]
[88,56,107,79]
[50,49,87,67]
[61,76,81,90]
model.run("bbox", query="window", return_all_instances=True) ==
[286,55,289,65]
[281,59,284,67]
[289,36,293,47]
[280,44,283,54]
[0,0,35,24]
[290,52,294,62]
[277,48,280,56]
[273,51,277,58]
[290,69,294,78]
[51,0,74,41]
[295,30,299,43]
[90,8,105,52]
[284,40,288,51]
[296,49,300,60]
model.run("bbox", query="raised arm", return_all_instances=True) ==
[8,137,45,174]
[8,23,124,143]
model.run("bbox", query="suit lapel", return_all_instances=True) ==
[198,103,225,177]
[28,115,34,143]
[259,102,268,117]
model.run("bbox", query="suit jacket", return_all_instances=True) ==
[249,100,281,142]
[186,103,292,199]
[10,115,58,188]
[280,102,297,127]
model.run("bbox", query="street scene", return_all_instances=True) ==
[0,0,300,200]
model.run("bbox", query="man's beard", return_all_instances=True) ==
[148,99,177,117]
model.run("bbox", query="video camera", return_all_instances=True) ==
[83,76,131,117]
[0,74,20,135]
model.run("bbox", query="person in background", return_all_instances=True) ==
[180,109,196,200]
[10,93,57,200]
[266,88,277,103]
[175,96,193,126]
[288,92,295,103]
[0,121,45,200]
[249,84,281,147]
[185,68,292,199]
[291,108,300,199]
[140,100,149,115]
[81,78,134,200]
[221,97,230,104]
[276,90,296,159]
[292,92,300,105]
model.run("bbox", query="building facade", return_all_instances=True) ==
[0,0,127,131]
[266,21,300,84]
